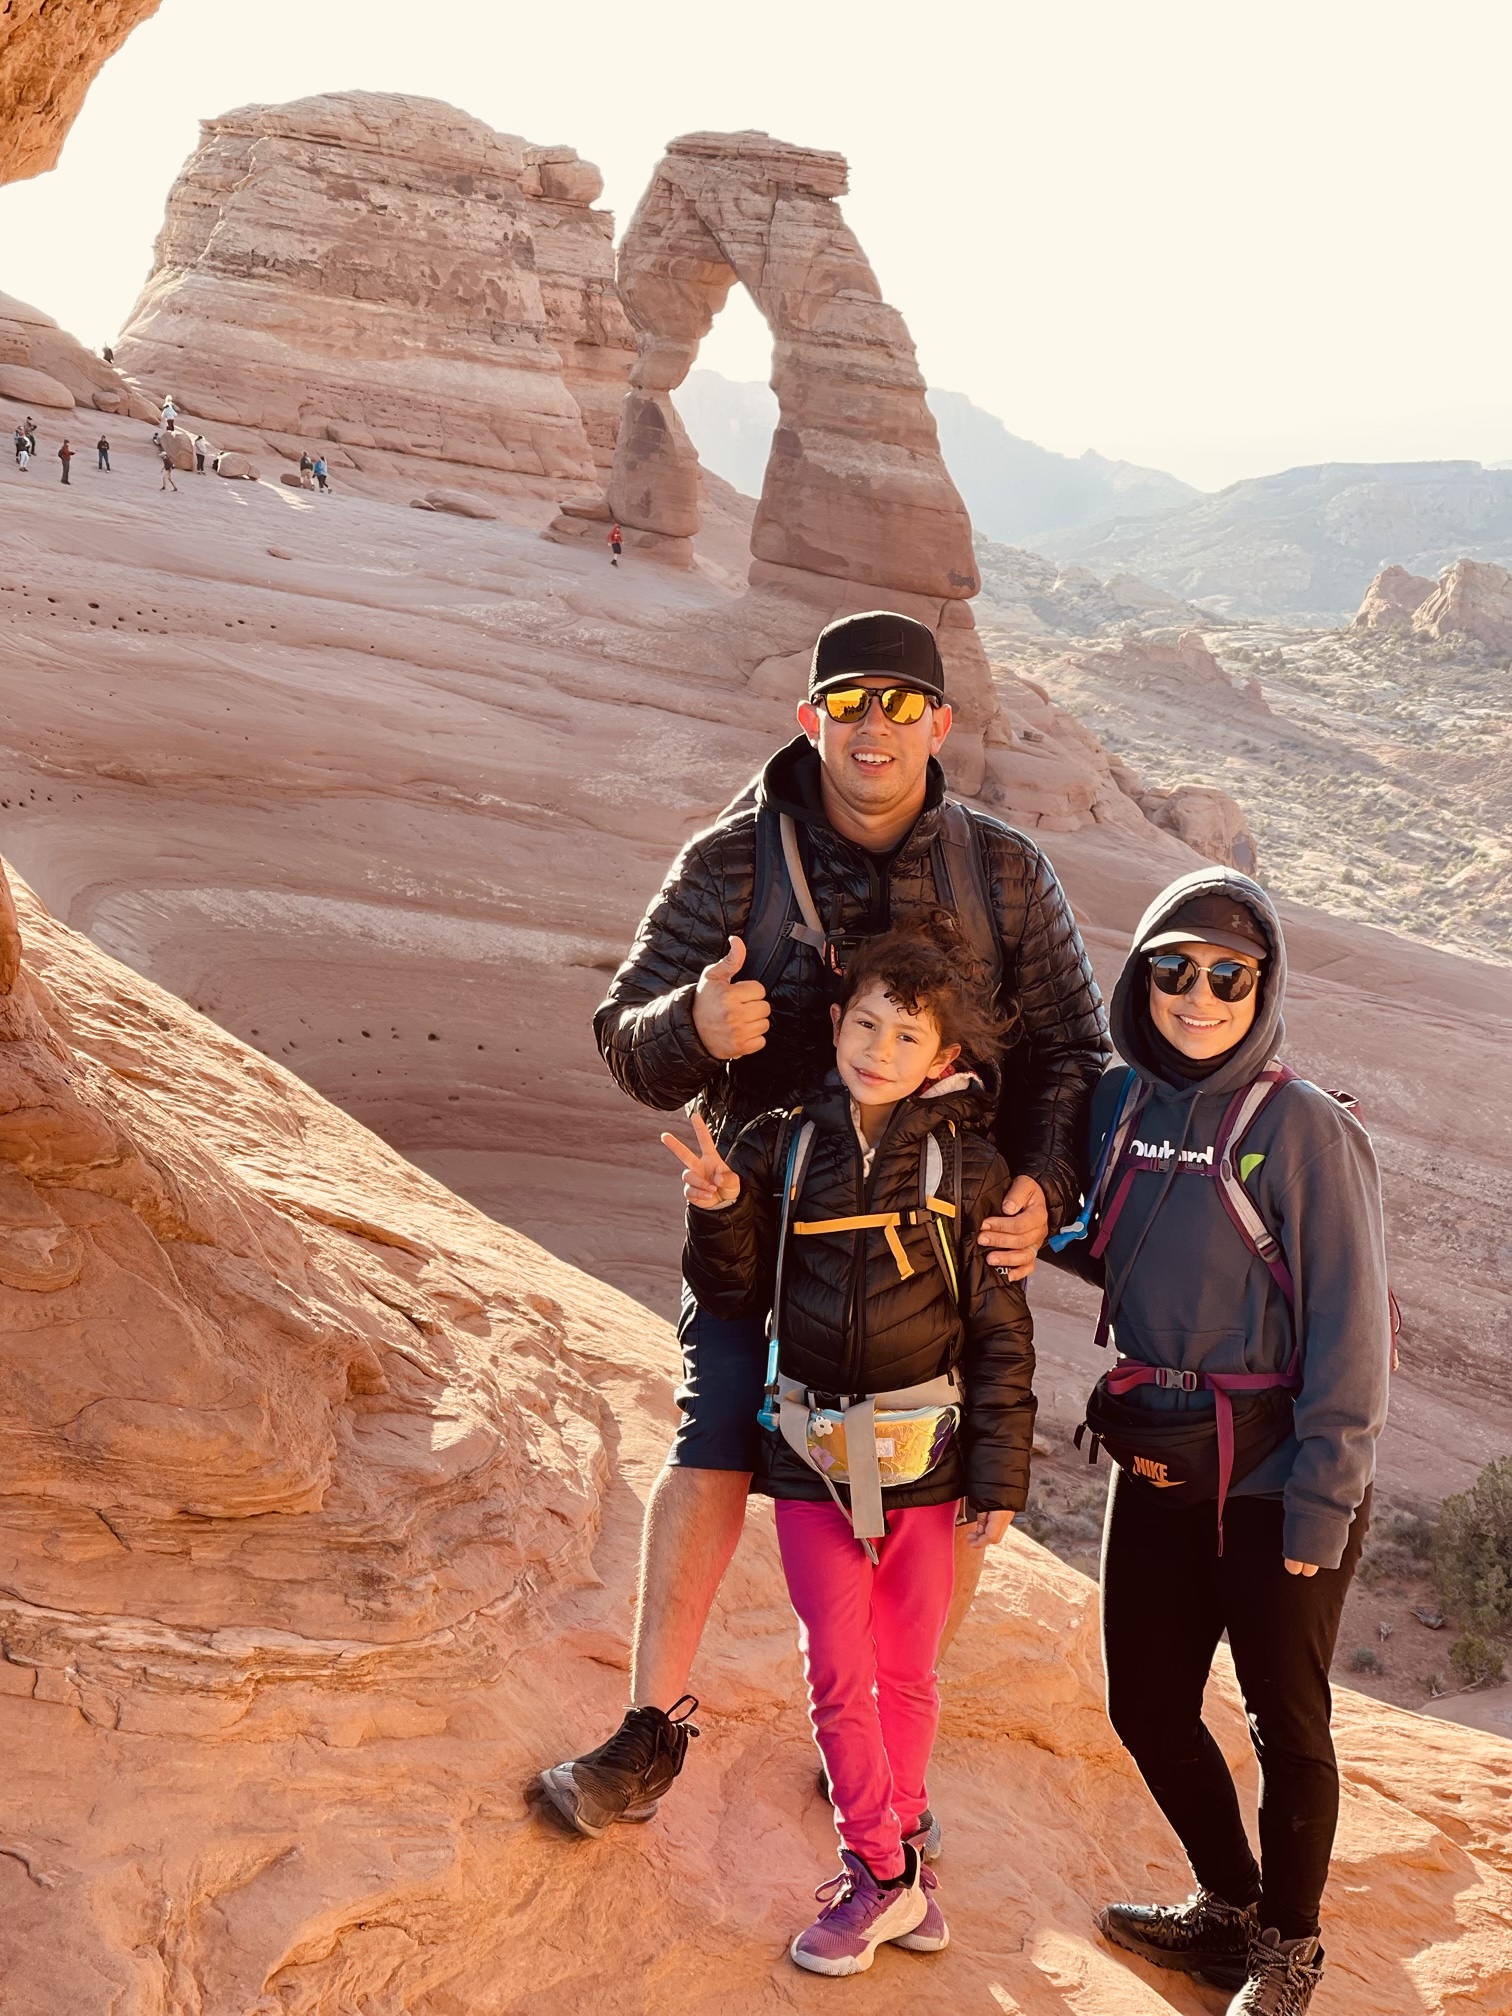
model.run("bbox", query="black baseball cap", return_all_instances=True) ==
[1140,891,1269,961]
[809,610,946,704]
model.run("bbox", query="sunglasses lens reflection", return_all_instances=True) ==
[1149,955,1257,1003]
[820,686,930,725]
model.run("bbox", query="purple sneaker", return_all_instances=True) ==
[891,1844,948,1952]
[790,1847,928,1976]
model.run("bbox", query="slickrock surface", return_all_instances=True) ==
[0,857,1508,2013]
[113,93,634,496]
[0,0,161,185]
[606,130,996,772]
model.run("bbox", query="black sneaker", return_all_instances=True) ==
[537,1697,699,1839]
[1097,1887,1259,1992]
[1227,1930,1325,2015]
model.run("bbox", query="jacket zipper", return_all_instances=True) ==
[841,1101,903,1396]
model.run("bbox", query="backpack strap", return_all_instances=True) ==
[919,1122,963,1310]
[1049,1066,1143,1253]
[932,802,1004,991]
[756,1113,817,1429]
[1212,1060,1299,1304]
[778,814,830,953]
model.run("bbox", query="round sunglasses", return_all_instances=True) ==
[1148,952,1259,1003]
[818,685,932,726]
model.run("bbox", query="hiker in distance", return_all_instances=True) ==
[1049,871,1390,2016]
[538,607,1109,1839]
[670,920,1038,1973]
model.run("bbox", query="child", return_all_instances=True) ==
[664,922,1037,1977]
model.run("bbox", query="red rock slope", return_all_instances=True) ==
[0,862,1509,2013]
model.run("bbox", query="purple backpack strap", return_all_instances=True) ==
[1086,1073,1150,1349]
[1212,1060,1299,1304]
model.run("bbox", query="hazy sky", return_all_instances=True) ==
[3,0,1509,491]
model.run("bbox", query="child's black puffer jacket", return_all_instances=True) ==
[683,1076,1037,1514]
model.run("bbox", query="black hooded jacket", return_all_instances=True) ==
[1064,868,1390,1570]
[683,1076,1037,1514]
[594,736,1109,1230]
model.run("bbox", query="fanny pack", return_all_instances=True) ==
[777,1374,961,1563]
[1076,1357,1300,1548]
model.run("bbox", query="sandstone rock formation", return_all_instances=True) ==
[1138,782,1260,873]
[113,93,635,495]
[1411,557,1512,651]
[1353,562,1436,631]
[604,130,995,771]
[0,854,1507,2012]
[0,288,147,413]
[0,0,161,186]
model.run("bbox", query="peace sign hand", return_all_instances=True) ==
[661,1110,741,1211]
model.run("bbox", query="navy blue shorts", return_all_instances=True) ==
[669,1283,768,1472]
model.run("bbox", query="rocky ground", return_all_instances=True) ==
[978,611,1512,964]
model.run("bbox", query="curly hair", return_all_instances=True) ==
[839,913,1015,1066]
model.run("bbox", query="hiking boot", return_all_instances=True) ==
[790,1846,927,1976]
[1097,1886,1259,1992]
[1226,1930,1325,2015]
[814,1766,943,1863]
[536,1695,699,1839]
[889,1857,948,1953]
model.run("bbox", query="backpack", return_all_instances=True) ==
[739,798,1005,995]
[1054,1060,1399,1547]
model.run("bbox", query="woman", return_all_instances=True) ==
[1040,869,1389,2016]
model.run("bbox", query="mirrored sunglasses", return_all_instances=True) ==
[1148,953,1259,1003]
[819,685,932,726]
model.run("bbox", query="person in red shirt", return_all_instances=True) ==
[58,440,73,485]
[608,521,623,566]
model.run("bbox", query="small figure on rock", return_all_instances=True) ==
[23,417,37,454]
[298,451,314,489]
[313,454,330,492]
[16,440,29,473]
[12,424,24,465]
[102,343,114,365]
[160,446,178,493]
[97,435,110,472]
[194,433,207,474]
[161,395,177,427]
[608,520,623,566]
[58,439,73,485]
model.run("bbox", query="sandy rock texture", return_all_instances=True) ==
[113,92,634,496]
[0,856,1508,2014]
[0,0,160,185]
[605,129,996,774]
[0,287,148,414]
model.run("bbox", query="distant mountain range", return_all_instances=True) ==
[670,371,1199,546]
[1041,461,1512,620]
[671,372,1512,623]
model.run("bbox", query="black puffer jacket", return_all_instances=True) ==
[595,737,1108,1230]
[683,1078,1037,1513]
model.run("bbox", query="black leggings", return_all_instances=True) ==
[1101,1468,1369,1939]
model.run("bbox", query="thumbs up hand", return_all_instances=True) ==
[662,1111,741,1210]
[692,935,771,1060]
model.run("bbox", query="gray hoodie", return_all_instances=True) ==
[1084,867,1390,1569]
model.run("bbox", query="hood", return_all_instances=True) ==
[1110,867,1286,1099]
[754,734,948,831]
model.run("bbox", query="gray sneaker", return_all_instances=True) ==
[537,1696,699,1839]
[1227,1930,1325,2015]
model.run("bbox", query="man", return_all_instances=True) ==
[538,610,1109,1838]
[58,440,72,485]
[97,435,111,473]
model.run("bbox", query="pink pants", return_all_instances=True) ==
[775,1497,958,1880]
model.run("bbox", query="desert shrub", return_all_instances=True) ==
[1434,1456,1512,1636]
[1347,1646,1384,1675]
[1449,1634,1506,1689]
[1359,1501,1436,1586]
